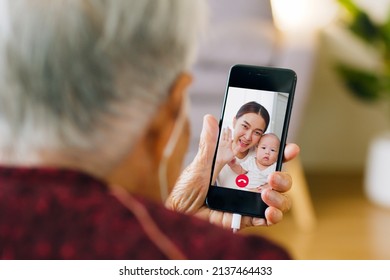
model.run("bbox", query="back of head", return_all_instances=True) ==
[0,0,206,159]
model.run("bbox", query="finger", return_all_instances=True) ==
[267,172,292,193]
[261,187,292,213]
[264,207,283,226]
[208,210,234,230]
[239,216,266,228]
[251,217,267,226]
[195,114,219,167]
[227,127,232,140]
[283,143,300,163]
[165,115,218,212]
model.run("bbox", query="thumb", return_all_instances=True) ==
[194,114,219,168]
[165,114,218,213]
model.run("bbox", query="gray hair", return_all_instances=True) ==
[0,0,206,158]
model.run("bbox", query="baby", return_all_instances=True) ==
[228,133,280,192]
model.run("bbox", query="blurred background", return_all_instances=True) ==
[185,0,390,259]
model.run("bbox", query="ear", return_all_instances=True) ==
[106,73,192,201]
[233,116,237,127]
[145,72,192,162]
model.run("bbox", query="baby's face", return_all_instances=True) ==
[256,134,280,166]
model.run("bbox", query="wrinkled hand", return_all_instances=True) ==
[165,114,300,230]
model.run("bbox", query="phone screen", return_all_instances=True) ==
[213,86,289,190]
[206,65,296,217]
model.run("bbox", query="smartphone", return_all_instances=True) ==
[206,64,297,218]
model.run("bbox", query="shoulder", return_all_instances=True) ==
[241,156,256,170]
[263,162,277,174]
[236,149,256,164]
[128,196,291,260]
[240,150,256,166]
[0,168,291,260]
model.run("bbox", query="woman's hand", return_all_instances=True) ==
[165,114,300,230]
[211,126,242,183]
[216,127,235,165]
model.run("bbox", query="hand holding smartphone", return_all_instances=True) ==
[206,64,297,218]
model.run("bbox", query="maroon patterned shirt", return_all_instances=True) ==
[0,166,291,260]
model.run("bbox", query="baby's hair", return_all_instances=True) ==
[255,133,280,148]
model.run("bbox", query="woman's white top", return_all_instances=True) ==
[216,149,255,191]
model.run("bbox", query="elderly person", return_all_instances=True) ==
[0,0,299,259]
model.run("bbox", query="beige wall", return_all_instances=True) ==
[297,32,389,173]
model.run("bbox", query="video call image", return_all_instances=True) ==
[212,87,288,193]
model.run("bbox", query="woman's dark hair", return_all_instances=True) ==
[235,101,270,132]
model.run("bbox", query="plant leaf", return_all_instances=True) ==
[350,11,380,43]
[338,0,380,43]
[336,65,381,102]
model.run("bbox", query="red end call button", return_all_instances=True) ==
[235,174,249,188]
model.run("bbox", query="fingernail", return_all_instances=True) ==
[253,218,267,226]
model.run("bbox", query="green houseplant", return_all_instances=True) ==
[336,0,390,105]
[335,0,390,207]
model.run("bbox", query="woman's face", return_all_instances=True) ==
[232,112,267,157]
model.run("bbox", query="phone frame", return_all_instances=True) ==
[205,64,297,218]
